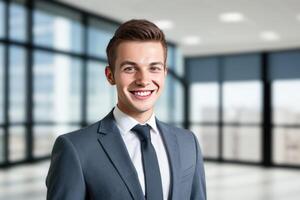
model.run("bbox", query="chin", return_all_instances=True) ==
[132,105,154,114]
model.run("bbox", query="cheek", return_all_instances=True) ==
[115,74,130,87]
[152,75,166,86]
[116,78,135,94]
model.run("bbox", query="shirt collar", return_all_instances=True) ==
[113,106,159,135]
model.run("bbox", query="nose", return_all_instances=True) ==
[135,70,150,86]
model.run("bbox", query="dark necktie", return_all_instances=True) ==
[131,124,163,200]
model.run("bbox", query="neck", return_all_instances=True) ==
[116,104,153,124]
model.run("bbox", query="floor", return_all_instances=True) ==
[0,161,300,200]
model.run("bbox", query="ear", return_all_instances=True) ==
[105,66,115,85]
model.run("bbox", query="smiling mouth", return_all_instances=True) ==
[129,90,155,98]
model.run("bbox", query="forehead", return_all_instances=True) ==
[115,41,165,63]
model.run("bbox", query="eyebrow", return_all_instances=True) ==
[150,62,164,67]
[120,61,137,68]
[120,61,165,68]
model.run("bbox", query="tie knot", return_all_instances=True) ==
[131,124,151,142]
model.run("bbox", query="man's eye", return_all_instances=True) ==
[150,66,162,72]
[124,67,135,73]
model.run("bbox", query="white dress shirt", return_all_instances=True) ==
[113,106,170,200]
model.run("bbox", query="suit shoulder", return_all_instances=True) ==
[160,122,193,134]
[58,121,100,145]
[158,121,195,140]
[52,121,102,164]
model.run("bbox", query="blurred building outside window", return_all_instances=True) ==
[88,18,117,58]
[87,61,114,123]
[222,81,262,162]
[0,45,4,124]
[8,46,27,162]
[0,0,4,39]
[273,80,300,165]
[190,83,219,158]
[9,0,27,42]
[34,1,83,53]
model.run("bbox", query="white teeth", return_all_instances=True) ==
[134,91,151,97]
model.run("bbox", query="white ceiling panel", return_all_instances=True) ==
[58,0,300,56]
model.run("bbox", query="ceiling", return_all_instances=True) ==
[58,0,300,56]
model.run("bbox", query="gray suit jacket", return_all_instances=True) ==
[46,110,206,200]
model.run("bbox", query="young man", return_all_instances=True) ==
[46,19,206,200]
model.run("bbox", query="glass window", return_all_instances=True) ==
[155,75,171,122]
[9,126,26,162]
[190,83,219,123]
[33,51,82,123]
[167,45,175,68]
[33,1,83,53]
[156,75,184,124]
[9,0,27,41]
[223,126,261,162]
[174,49,184,77]
[223,81,262,123]
[191,125,219,158]
[273,127,300,165]
[0,0,4,38]
[88,18,117,58]
[272,80,300,165]
[9,46,26,122]
[273,80,300,125]
[34,125,79,157]
[0,128,4,163]
[0,45,4,123]
[166,47,184,77]
[173,77,184,123]
[87,61,114,123]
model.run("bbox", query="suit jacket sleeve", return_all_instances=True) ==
[46,135,86,200]
[190,133,207,200]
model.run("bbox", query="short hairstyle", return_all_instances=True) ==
[106,19,167,72]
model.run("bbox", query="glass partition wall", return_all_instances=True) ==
[186,51,300,168]
[270,51,300,167]
[187,55,263,164]
[0,0,184,167]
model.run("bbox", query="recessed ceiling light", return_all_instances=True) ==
[182,36,201,46]
[260,31,280,41]
[219,12,245,23]
[154,20,174,30]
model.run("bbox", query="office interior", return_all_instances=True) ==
[0,0,300,199]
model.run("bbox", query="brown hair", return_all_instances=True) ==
[106,19,167,72]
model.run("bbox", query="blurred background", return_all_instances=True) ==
[0,0,300,199]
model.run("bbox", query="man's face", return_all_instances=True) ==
[105,41,167,118]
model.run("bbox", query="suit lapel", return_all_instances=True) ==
[97,111,144,200]
[156,120,181,200]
